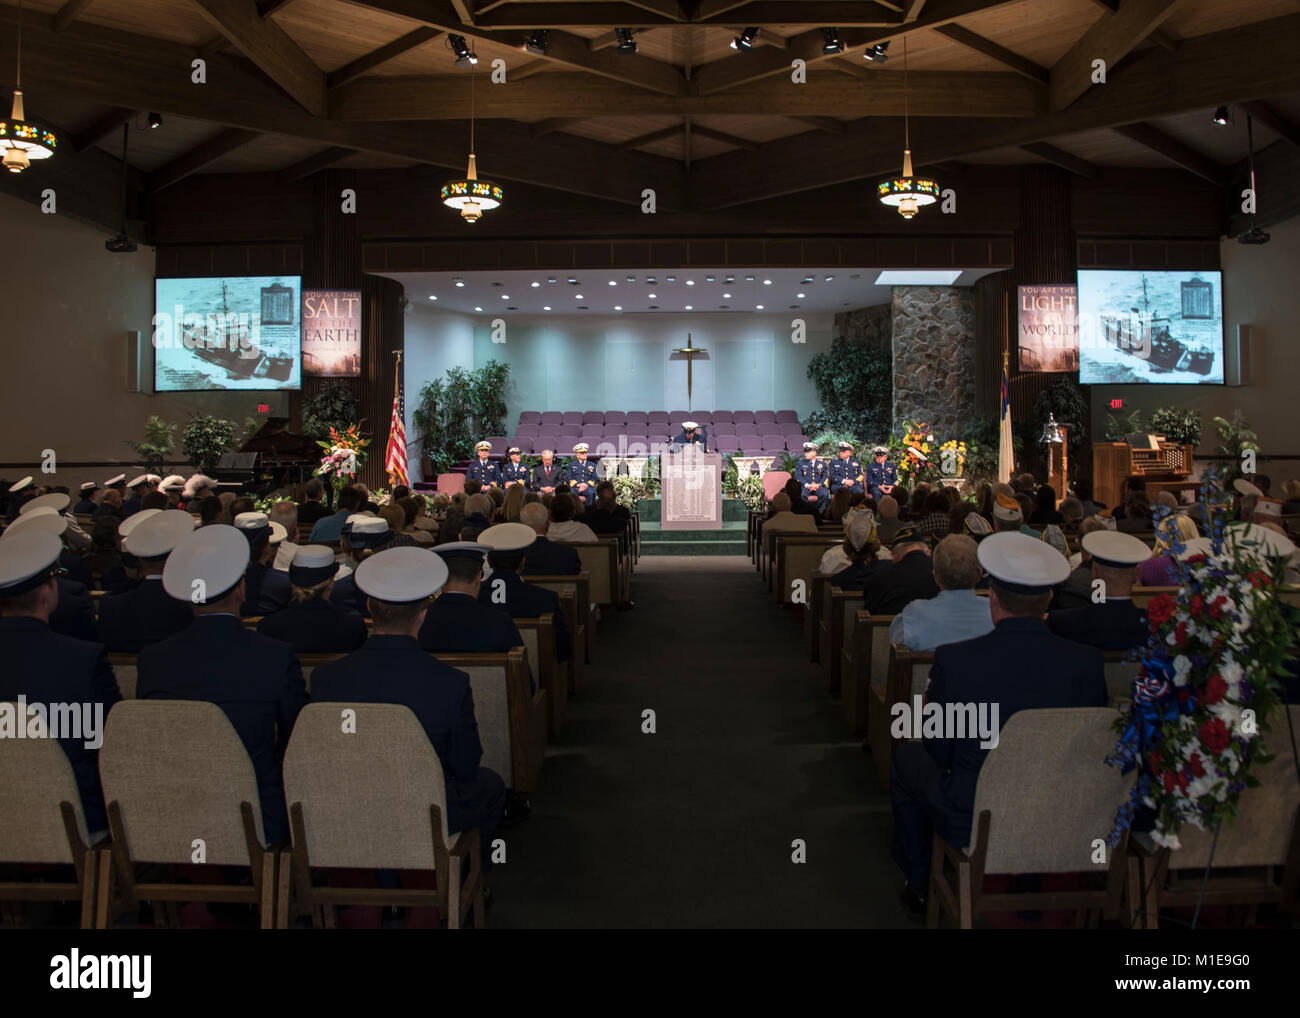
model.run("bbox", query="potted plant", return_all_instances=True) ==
[126,415,177,476]
[1149,406,1203,449]
[181,415,240,475]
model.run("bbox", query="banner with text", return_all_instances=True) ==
[1018,284,1078,372]
[302,289,361,376]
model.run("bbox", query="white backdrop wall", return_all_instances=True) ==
[403,307,834,438]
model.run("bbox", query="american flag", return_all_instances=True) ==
[385,355,408,487]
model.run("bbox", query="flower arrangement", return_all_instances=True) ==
[611,475,651,512]
[894,420,937,484]
[314,424,370,501]
[938,439,968,479]
[1106,473,1293,850]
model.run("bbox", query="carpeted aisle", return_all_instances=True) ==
[490,557,908,928]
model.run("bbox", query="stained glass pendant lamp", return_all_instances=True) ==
[442,71,502,223]
[877,38,937,219]
[1,3,57,174]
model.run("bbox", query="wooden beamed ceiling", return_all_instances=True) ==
[0,0,1298,219]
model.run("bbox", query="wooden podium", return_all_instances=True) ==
[660,449,722,530]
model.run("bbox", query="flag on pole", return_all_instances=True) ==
[385,353,408,488]
[998,347,1014,484]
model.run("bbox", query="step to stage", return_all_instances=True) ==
[634,497,751,524]
[638,521,747,556]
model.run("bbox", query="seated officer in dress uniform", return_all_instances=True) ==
[234,512,291,617]
[258,545,367,653]
[465,441,501,489]
[99,510,196,652]
[5,476,35,521]
[858,524,940,613]
[865,446,898,504]
[138,525,306,846]
[518,502,580,575]
[827,441,864,497]
[564,443,599,507]
[1,510,98,641]
[121,475,153,520]
[0,531,122,836]
[478,523,572,665]
[501,447,532,487]
[891,532,1107,917]
[74,482,99,515]
[330,516,393,615]
[158,475,186,508]
[311,547,506,870]
[532,449,563,495]
[1047,530,1150,651]
[18,493,92,581]
[418,543,525,657]
[672,421,708,452]
[793,441,828,513]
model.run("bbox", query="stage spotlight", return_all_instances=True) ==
[147,112,163,129]
[731,28,759,51]
[1212,105,1231,126]
[822,28,844,55]
[449,34,478,67]
[864,42,889,63]
[525,30,549,55]
[616,28,637,55]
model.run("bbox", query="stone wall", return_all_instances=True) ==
[891,286,977,438]
[833,303,891,351]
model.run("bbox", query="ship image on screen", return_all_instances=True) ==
[154,276,302,391]
[1076,270,1223,385]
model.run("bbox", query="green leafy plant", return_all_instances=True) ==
[412,362,511,475]
[734,472,766,513]
[611,475,650,511]
[126,415,177,476]
[1149,406,1203,448]
[301,381,360,442]
[1212,412,1260,484]
[1103,408,1147,443]
[1031,376,1089,465]
[809,428,863,459]
[803,337,892,443]
[468,359,510,437]
[181,415,240,475]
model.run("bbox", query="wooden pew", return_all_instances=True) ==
[571,538,625,608]
[848,612,894,739]
[805,572,830,663]
[515,613,566,737]
[820,588,863,694]
[527,573,593,674]
[772,533,841,603]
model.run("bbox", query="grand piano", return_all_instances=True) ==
[227,417,321,493]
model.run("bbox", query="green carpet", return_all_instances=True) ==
[487,557,907,928]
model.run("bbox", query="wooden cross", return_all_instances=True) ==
[671,333,708,407]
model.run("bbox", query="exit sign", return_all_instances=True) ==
[256,404,270,414]
[1109,398,1124,410]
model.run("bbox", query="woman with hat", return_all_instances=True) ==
[257,545,368,652]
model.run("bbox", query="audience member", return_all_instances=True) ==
[1029,485,1062,525]
[915,490,950,542]
[298,478,331,530]
[858,525,939,613]
[418,544,525,655]
[547,492,598,543]
[309,484,366,543]
[257,545,367,653]
[1139,513,1199,586]
[829,513,884,590]
[1048,531,1150,650]
[1053,515,1111,610]
[762,493,817,535]
[889,535,992,651]
[478,523,572,665]
[875,495,903,546]
[98,511,196,652]
[519,502,580,575]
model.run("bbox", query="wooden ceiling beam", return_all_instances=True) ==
[934,24,1047,84]
[72,106,136,152]
[790,116,844,134]
[858,0,1028,45]
[52,0,95,31]
[689,123,759,150]
[902,0,928,20]
[1241,101,1300,147]
[148,127,262,192]
[331,69,1043,119]
[337,0,683,95]
[471,4,679,29]
[530,117,585,135]
[257,0,302,15]
[326,27,441,89]
[692,27,877,93]
[1020,141,1099,178]
[191,0,327,114]
[1049,0,1185,110]
[616,123,684,150]
[276,145,355,184]
[1111,122,1227,184]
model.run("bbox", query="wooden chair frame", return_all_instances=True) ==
[0,802,102,929]
[515,613,565,737]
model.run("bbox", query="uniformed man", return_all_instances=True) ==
[828,441,864,496]
[5,476,35,521]
[20,491,92,556]
[233,511,291,616]
[1047,530,1151,651]
[331,516,394,614]
[890,531,1107,918]
[793,441,829,513]
[74,482,99,515]
[180,473,217,506]
[418,543,525,657]
[501,447,532,487]
[257,544,367,653]
[310,547,506,870]
[564,442,599,507]
[6,503,93,591]
[478,522,572,665]
[993,491,1037,536]
[104,474,127,504]
[532,449,562,495]
[121,475,153,519]
[138,524,306,846]
[0,531,122,836]
[858,524,939,612]
[865,446,897,504]
[672,421,708,452]
[98,510,196,653]
[465,441,501,489]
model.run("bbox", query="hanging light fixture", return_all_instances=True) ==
[877,38,938,219]
[0,2,58,174]
[441,69,503,224]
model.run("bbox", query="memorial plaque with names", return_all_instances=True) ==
[660,450,722,530]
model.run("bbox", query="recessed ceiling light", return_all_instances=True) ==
[547,277,557,283]
[455,279,465,287]
[705,275,716,282]
[474,305,483,311]
[684,305,693,310]
[824,275,834,282]
[626,275,636,282]
[531,281,540,287]
[543,305,552,311]
[796,292,806,298]
[568,277,578,284]
[608,280,617,286]
[646,277,656,284]
[745,275,755,281]
[501,294,510,299]
[755,304,764,310]
[575,294,584,300]
[685,280,695,286]
[614,305,622,311]
[428,295,437,300]
[763,279,772,285]
[666,275,676,282]
[874,270,962,285]
[722,292,731,298]
[725,276,734,284]
[648,293,657,299]
[801,276,813,284]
